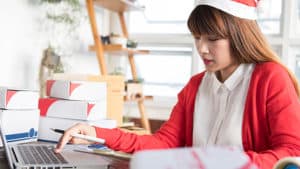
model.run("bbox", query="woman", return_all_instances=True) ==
[55,1,300,168]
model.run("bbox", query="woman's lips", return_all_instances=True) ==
[203,59,213,65]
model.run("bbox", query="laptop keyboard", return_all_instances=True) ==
[17,145,68,165]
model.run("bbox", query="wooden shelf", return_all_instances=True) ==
[89,44,122,51]
[93,0,145,12]
[86,0,152,133]
[89,45,149,55]
[124,95,153,102]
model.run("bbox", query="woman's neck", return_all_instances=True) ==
[216,63,240,83]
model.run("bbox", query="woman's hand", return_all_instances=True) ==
[55,123,97,153]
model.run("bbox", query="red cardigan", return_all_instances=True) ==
[96,62,300,168]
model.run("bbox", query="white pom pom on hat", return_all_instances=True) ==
[195,0,260,20]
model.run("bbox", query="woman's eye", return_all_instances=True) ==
[208,37,219,41]
[194,36,201,40]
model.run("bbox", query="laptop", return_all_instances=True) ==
[0,126,110,169]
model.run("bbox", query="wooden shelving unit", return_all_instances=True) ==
[89,45,149,54]
[86,0,152,134]
[93,0,144,12]
[123,95,153,102]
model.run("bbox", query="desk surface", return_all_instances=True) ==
[0,147,129,169]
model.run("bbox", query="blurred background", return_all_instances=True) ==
[0,0,299,123]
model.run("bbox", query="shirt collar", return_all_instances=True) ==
[211,72,222,94]
[211,64,249,93]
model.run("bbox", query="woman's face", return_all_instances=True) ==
[194,34,239,81]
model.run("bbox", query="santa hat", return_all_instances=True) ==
[195,0,260,20]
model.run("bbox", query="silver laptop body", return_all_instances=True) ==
[0,127,109,169]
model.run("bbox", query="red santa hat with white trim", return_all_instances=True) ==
[195,0,260,20]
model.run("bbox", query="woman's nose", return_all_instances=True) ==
[196,39,209,55]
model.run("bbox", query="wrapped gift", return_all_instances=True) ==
[130,147,257,169]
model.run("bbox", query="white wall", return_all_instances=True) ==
[0,1,102,89]
[0,1,172,121]
[0,1,44,89]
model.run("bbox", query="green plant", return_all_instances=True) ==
[31,0,87,57]
[126,78,144,83]
[41,0,81,25]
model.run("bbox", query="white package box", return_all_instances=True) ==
[130,147,258,169]
[46,80,107,101]
[39,98,107,121]
[38,116,117,142]
[0,87,39,110]
[0,109,39,143]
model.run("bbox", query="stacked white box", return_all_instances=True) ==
[39,98,106,121]
[39,80,116,142]
[46,80,107,101]
[0,87,40,146]
[0,87,39,110]
[0,110,40,143]
[38,116,116,142]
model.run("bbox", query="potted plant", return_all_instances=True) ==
[31,0,87,97]
[31,0,86,57]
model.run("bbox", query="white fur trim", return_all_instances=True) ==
[195,0,257,20]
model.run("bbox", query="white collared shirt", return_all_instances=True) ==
[193,64,255,149]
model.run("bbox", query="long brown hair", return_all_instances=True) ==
[187,5,300,97]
